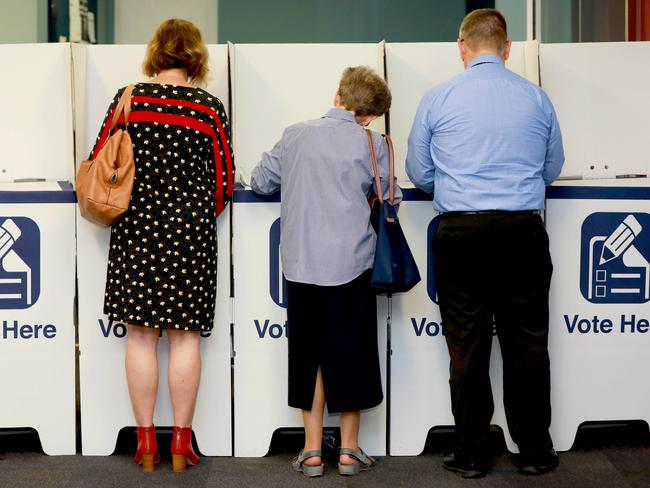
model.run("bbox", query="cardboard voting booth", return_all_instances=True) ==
[232,191,389,456]
[546,181,650,451]
[75,44,232,456]
[384,42,538,455]
[231,42,388,456]
[540,42,650,179]
[0,44,75,183]
[0,182,76,454]
[386,190,514,455]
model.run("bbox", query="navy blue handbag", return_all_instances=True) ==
[366,130,421,293]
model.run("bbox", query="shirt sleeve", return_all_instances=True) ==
[542,95,565,185]
[405,94,436,195]
[250,129,286,195]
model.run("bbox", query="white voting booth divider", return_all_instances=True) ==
[75,45,232,456]
[232,42,386,175]
[539,42,650,448]
[0,43,77,455]
[386,190,514,455]
[0,44,75,183]
[384,42,538,455]
[0,183,76,455]
[540,42,650,179]
[546,181,650,450]
[231,43,388,457]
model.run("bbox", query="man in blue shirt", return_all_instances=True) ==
[406,9,564,478]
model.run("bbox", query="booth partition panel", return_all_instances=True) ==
[76,44,232,456]
[231,42,388,457]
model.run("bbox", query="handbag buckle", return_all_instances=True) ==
[109,172,118,184]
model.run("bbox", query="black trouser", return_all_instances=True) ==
[433,211,554,460]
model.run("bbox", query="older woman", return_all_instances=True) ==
[88,19,234,472]
[250,66,401,477]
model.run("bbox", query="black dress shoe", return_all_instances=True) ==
[516,448,559,475]
[442,452,490,479]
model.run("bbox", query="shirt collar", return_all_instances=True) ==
[468,53,504,69]
[324,107,357,123]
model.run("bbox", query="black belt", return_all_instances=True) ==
[442,210,540,217]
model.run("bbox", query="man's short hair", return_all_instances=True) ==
[459,8,508,53]
[338,66,392,117]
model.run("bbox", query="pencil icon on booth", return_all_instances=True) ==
[599,214,642,265]
[0,218,33,305]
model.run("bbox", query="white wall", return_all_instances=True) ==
[495,0,529,41]
[114,0,218,44]
[0,0,47,43]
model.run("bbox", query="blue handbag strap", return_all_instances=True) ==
[365,129,395,205]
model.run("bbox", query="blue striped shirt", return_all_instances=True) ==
[251,108,402,285]
[406,54,564,212]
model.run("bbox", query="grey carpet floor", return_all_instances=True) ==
[1,446,649,488]
[0,426,648,488]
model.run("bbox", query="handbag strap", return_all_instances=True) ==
[109,84,135,133]
[365,129,395,205]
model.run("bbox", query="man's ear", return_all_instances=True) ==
[457,38,465,63]
[502,39,512,61]
[333,90,342,107]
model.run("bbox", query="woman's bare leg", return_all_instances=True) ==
[125,325,160,425]
[167,329,202,426]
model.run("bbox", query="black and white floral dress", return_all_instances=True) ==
[89,83,234,331]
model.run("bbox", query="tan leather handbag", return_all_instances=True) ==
[76,84,135,226]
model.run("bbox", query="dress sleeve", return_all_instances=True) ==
[87,87,126,160]
[207,97,235,214]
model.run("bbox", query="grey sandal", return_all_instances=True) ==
[338,447,376,475]
[292,449,324,477]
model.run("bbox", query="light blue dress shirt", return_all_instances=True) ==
[406,54,564,212]
[251,108,402,286]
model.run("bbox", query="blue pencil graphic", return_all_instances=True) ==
[599,214,642,265]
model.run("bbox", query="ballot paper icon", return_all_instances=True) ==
[580,212,650,304]
[0,217,40,309]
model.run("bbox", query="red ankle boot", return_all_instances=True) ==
[134,425,160,472]
[171,426,200,472]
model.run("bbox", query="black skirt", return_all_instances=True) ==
[286,270,383,413]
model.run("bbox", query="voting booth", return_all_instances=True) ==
[0,182,76,455]
[539,42,650,179]
[231,43,388,457]
[0,44,75,183]
[539,42,650,450]
[546,181,650,451]
[0,43,77,455]
[384,42,539,455]
[1,37,649,458]
[75,44,232,456]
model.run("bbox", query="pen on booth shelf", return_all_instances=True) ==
[615,174,647,179]
[599,214,643,265]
